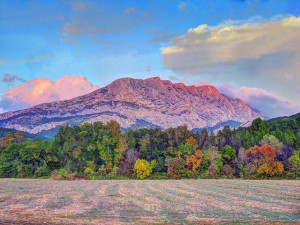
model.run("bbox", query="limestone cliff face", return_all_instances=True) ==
[0,77,263,134]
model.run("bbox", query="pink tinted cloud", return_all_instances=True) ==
[1,75,99,112]
[218,84,299,118]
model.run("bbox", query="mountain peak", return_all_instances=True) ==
[0,76,263,135]
[146,76,161,81]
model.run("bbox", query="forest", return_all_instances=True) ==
[0,113,299,180]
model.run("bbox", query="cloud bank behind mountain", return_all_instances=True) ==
[0,75,99,112]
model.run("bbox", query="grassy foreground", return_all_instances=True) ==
[0,179,299,224]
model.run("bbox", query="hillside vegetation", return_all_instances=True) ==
[0,128,40,139]
[0,113,299,179]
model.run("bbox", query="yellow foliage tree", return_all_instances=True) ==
[133,159,155,179]
[257,161,284,177]
[186,150,204,173]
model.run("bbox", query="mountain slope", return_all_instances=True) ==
[0,77,263,134]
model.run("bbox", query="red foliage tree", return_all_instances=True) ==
[244,144,283,176]
[244,144,277,165]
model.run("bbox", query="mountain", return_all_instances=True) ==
[0,77,263,136]
[267,112,300,133]
[267,112,300,123]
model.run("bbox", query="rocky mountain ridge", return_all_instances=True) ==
[0,77,263,135]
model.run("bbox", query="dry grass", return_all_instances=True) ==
[0,179,299,224]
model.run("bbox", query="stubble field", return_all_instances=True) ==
[0,179,299,224]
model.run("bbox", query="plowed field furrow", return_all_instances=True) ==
[0,179,299,224]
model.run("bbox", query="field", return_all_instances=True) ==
[0,179,299,224]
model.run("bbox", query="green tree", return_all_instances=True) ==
[221,145,236,163]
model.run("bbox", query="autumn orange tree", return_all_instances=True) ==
[257,161,284,177]
[186,150,203,174]
[244,144,284,177]
[186,136,198,149]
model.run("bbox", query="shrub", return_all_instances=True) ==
[58,168,68,176]
[50,170,65,180]
[35,164,50,177]
[133,159,154,179]
[50,168,69,180]
[17,165,32,178]
[99,165,107,176]
[117,158,132,176]
[50,169,83,180]
[222,164,235,178]
[216,159,223,170]
[148,172,168,179]
[208,163,219,176]
[239,165,247,178]
[84,161,97,176]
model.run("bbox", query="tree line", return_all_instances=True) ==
[0,114,299,179]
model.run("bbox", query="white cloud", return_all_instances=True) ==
[161,15,300,109]
[162,16,300,68]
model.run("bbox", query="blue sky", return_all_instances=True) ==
[0,0,300,117]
